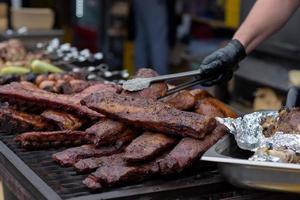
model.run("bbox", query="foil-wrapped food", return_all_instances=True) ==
[217,108,300,163]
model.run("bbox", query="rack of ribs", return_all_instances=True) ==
[82,91,216,139]
[82,153,161,190]
[0,107,54,134]
[124,132,177,162]
[15,130,92,149]
[0,82,120,118]
[41,110,84,130]
[82,124,228,190]
[53,144,124,167]
[162,90,196,110]
[85,119,127,146]
[53,128,137,166]
[157,123,228,174]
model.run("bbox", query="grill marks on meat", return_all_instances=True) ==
[83,153,160,189]
[157,124,228,174]
[86,119,126,146]
[0,82,120,118]
[53,145,125,167]
[15,130,91,149]
[82,91,216,139]
[53,129,137,166]
[0,107,54,134]
[124,132,177,162]
[41,110,84,130]
[162,90,196,110]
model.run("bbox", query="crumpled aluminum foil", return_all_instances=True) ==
[216,111,300,163]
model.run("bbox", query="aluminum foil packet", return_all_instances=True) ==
[216,111,300,163]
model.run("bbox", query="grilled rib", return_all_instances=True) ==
[82,91,216,139]
[15,130,91,149]
[82,153,160,189]
[157,124,228,174]
[53,145,124,167]
[195,97,238,118]
[41,110,84,130]
[0,107,54,134]
[85,119,126,146]
[162,90,196,110]
[82,124,228,190]
[0,82,120,118]
[124,132,177,162]
[53,128,137,166]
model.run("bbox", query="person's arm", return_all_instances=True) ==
[198,0,300,86]
[234,0,300,54]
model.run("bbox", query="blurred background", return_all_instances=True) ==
[1,0,300,113]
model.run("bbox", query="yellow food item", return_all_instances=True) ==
[0,66,30,75]
[31,60,63,73]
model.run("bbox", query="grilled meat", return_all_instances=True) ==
[0,107,54,134]
[15,130,91,149]
[53,144,124,167]
[53,128,137,166]
[86,119,126,146]
[83,153,160,189]
[82,91,216,139]
[162,90,196,110]
[189,89,212,101]
[41,110,84,130]
[158,124,228,174]
[195,97,237,118]
[124,132,177,162]
[262,108,300,137]
[0,82,120,118]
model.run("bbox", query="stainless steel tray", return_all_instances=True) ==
[202,134,300,193]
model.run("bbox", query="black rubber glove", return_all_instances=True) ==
[198,39,246,86]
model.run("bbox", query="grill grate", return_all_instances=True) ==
[0,135,297,200]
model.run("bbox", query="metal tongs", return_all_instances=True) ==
[122,68,214,97]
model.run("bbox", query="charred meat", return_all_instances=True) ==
[82,91,216,139]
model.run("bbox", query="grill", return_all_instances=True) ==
[0,135,298,200]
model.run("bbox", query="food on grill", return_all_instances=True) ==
[15,131,91,149]
[82,91,216,139]
[83,153,161,189]
[85,119,126,146]
[195,97,238,118]
[122,68,168,100]
[41,110,84,130]
[53,145,125,167]
[0,107,54,134]
[190,89,212,100]
[124,132,177,162]
[262,108,300,137]
[158,124,228,174]
[0,82,119,118]
[35,73,90,94]
[53,129,137,166]
[162,90,196,110]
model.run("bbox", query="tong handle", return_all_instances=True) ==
[149,69,202,83]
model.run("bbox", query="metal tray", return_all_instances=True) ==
[202,134,300,193]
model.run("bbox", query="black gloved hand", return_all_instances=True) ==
[198,39,246,86]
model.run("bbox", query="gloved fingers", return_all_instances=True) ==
[201,51,223,65]
[200,70,233,87]
[200,59,223,75]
